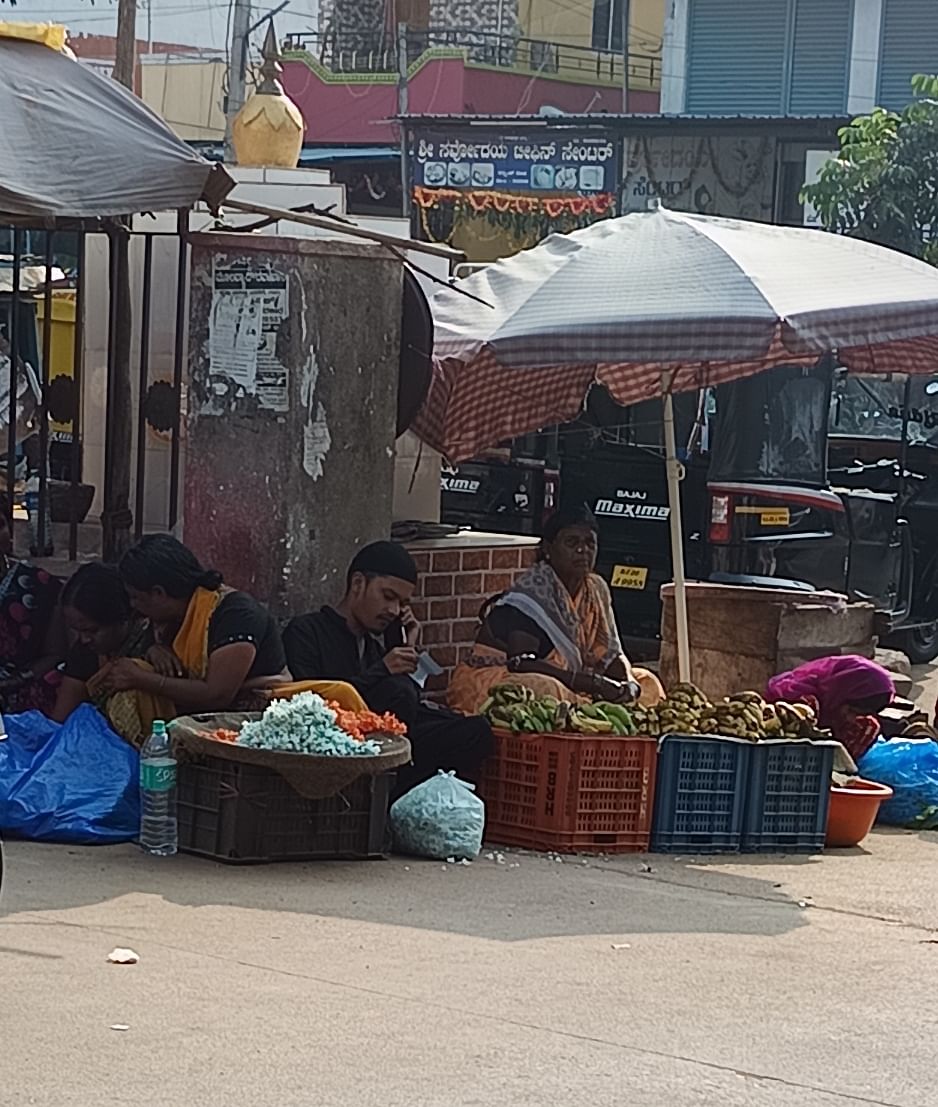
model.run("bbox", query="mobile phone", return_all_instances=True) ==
[385,617,405,647]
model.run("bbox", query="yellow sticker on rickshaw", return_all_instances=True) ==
[611,565,649,589]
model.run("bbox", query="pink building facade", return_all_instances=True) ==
[283,40,660,146]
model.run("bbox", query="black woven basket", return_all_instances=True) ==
[170,712,411,799]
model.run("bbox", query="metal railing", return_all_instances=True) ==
[284,27,660,89]
[0,218,190,563]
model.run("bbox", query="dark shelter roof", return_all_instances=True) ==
[0,37,232,222]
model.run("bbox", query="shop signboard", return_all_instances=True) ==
[413,131,619,194]
[621,133,776,221]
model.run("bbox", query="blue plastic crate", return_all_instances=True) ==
[741,741,835,854]
[651,736,751,854]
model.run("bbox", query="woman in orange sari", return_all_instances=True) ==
[448,506,663,715]
[81,534,365,746]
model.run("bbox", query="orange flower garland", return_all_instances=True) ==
[413,186,615,218]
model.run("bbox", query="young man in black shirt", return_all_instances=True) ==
[283,541,493,797]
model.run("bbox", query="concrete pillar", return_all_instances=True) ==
[660,0,688,113]
[183,233,402,617]
[848,0,884,113]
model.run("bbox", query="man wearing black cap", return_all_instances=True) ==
[283,541,494,796]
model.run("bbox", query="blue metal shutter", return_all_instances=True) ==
[686,0,790,114]
[789,0,852,113]
[879,0,938,109]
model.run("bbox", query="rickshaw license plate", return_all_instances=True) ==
[759,509,790,526]
[611,565,648,589]
[735,506,791,527]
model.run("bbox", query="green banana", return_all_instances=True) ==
[602,703,635,735]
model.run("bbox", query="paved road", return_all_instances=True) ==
[3,662,935,1106]
[2,828,936,1106]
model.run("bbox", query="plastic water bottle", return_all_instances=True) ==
[139,720,177,856]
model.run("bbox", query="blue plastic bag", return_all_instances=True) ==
[390,770,485,860]
[0,704,139,844]
[858,738,938,829]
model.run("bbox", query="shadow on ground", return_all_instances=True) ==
[0,836,811,943]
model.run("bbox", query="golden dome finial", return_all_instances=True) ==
[232,20,305,169]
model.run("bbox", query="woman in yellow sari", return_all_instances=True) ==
[448,506,663,715]
[89,534,364,745]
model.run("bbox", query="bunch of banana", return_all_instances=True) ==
[569,702,638,736]
[629,704,662,737]
[626,683,714,737]
[659,683,713,733]
[481,684,563,733]
[770,700,830,740]
[698,692,766,740]
[670,682,712,709]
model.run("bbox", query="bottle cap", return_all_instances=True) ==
[152,720,167,735]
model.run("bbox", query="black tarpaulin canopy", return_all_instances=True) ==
[0,35,231,221]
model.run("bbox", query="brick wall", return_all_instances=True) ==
[407,542,537,694]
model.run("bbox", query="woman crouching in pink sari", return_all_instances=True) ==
[766,655,895,762]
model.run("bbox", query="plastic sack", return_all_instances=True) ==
[0,704,139,844]
[389,770,484,860]
[858,738,938,829]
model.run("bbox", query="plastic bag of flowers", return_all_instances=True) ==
[390,770,484,860]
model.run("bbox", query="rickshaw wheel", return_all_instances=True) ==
[896,623,938,665]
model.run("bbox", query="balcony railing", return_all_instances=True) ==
[283,27,660,89]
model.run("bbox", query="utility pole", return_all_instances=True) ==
[106,0,137,559]
[398,21,411,222]
[225,0,252,162]
[113,0,137,89]
[620,0,631,114]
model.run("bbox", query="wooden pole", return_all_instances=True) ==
[398,21,411,221]
[106,27,136,558]
[102,226,135,561]
[662,376,690,682]
[225,0,252,162]
[222,197,463,260]
[112,0,137,90]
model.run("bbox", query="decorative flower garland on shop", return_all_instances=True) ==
[413,186,616,246]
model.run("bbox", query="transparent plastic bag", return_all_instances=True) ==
[858,739,938,829]
[389,770,485,860]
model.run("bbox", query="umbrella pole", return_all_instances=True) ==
[662,381,691,682]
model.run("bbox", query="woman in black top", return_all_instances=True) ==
[50,562,152,722]
[106,534,290,717]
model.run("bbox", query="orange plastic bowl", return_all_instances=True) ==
[825,779,894,848]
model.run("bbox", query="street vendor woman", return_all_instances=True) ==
[50,561,153,723]
[447,504,664,716]
[51,537,367,745]
[283,541,494,797]
[766,655,895,763]
[82,534,297,741]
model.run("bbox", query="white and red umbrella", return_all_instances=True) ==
[414,206,938,679]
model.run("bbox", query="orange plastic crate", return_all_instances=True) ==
[480,729,658,854]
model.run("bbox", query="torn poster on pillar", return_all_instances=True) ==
[206,260,290,415]
[301,350,331,480]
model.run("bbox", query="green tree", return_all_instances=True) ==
[802,74,938,264]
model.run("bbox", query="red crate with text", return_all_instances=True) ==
[480,729,657,854]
